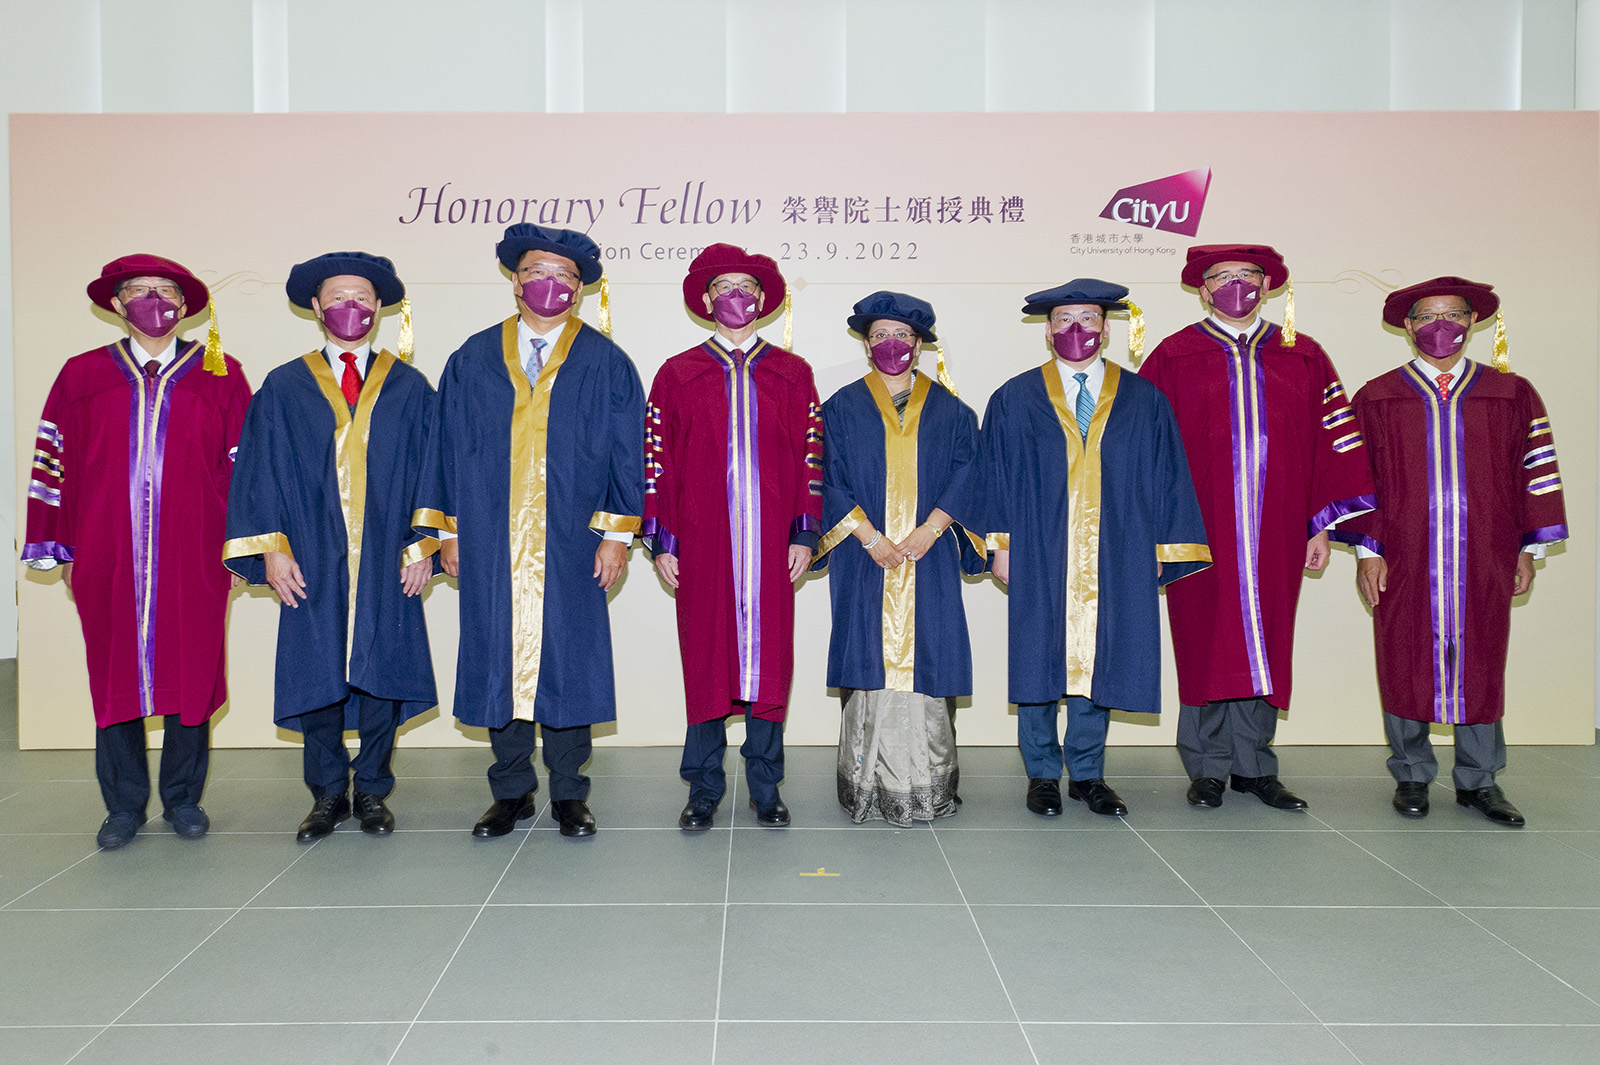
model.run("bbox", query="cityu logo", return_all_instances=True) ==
[1098,168,1211,238]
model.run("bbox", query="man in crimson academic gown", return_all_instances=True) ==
[24,254,251,849]
[225,252,438,842]
[422,224,644,840]
[644,244,824,830]
[1140,245,1375,811]
[983,280,1211,819]
[1335,277,1566,827]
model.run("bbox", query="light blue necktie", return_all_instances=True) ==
[1073,372,1092,441]
[527,337,548,379]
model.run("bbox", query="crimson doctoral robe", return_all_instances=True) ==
[643,336,824,724]
[1139,320,1374,710]
[1332,360,1567,725]
[23,339,252,728]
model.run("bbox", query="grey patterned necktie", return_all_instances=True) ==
[1074,372,1092,441]
[527,336,548,379]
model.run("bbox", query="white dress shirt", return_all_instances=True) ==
[323,339,372,376]
[1054,351,1105,410]
[132,335,179,371]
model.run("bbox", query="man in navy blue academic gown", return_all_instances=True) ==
[420,223,644,840]
[225,252,439,841]
[981,280,1210,818]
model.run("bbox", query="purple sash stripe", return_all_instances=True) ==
[1522,524,1568,547]
[709,339,766,702]
[1222,327,1272,697]
[1308,492,1378,538]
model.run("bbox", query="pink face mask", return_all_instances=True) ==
[869,337,915,375]
[321,300,375,344]
[521,276,575,318]
[1413,318,1468,359]
[121,293,181,338]
[1051,322,1101,363]
[711,290,760,329]
[1209,278,1261,319]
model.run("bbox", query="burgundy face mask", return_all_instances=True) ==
[869,336,916,375]
[711,289,760,329]
[521,276,575,318]
[321,300,376,344]
[1209,278,1261,319]
[1051,322,1101,363]
[121,293,181,338]
[1413,318,1468,359]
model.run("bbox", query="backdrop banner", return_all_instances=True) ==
[10,111,1596,748]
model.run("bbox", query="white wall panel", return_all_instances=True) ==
[728,0,846,112]
[846,0,985,112]
[1577,0,1600,106]
[582,0,725,112]
[101,0,254,112]
[1390,0,1522,109]
[1153,0,1390,110]
[984,0,1154,111]
[1522,0,1577,108]
[286,0,545,111]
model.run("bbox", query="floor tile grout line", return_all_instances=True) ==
[926,822,1043,1065]
[381,797,549,1065]
[0,845,103,910]
[59,835,327,1065]
[709,766,740,1065]
[1120,819,1370,1064]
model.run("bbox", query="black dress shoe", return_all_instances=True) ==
[353,792,395,836]
[551,799,597,837]
[1186,777,1225,808]
[297,793,351,842]
[749,797,791,828]
[679,798,718,831]
[1067,778,1128,816]
[473,792,537,838]
[1456,784,1525,826]
[1230,774,1309,810]
[1026,778,1063,816]
[1392,781,1430,818]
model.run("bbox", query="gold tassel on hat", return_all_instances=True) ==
[1281,278,1297,348]
[1124,299,1146,364]
[933,342,959,396]
[396,297,415,362]
[597,276,612,335]
[782,289,793,350]
[1492,307,1509,372]
[204,300,227,375]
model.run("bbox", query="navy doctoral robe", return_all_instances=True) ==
[421,317,645,730]
[224,350,438,728]
[981,360,1210,713]
[815,372,986,698]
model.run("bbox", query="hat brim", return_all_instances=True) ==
[1180,250,1289,291]
[845,312,936,343]
[682,261,787,325]
[285,257,406,309]
[496,237,603,286]
[87,268,209,316]
[1020,298,1128,317]
[1382,284,1500,328]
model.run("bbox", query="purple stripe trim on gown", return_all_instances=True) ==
[1522,524,1568,547]
[1308,492,1378,538]
[1327,529,1383,556]
[1218,325,1272,697]
[20,541,74,563]
[707,338,767,702]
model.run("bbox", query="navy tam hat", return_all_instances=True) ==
[1021,279,1129,316]
[286,252,405,309]
[496,224,604,286]
[846,290,937,343]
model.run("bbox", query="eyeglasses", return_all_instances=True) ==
[1203,268,1264,285]
[1408,310,1472,325]
[711,279,760,296]
[868,328,917,343]
[119,283,183,301]
[1049,310,1104,326]
[518,264,580,285]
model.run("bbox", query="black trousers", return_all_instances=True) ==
[296,689,403,799]
[95,717,210,818]
[487,719,593,802]
[680,707,784,807]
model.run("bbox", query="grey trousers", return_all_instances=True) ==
[1176,698,1280,781]
[1384,713,1505,792]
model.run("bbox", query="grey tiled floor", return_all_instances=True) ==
[3,661,1599,1064]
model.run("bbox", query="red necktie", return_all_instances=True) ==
[144,360,160,378]
[339,351,362,406]
[1436,371,1453,402]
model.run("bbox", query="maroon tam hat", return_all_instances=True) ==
[87,253,210,315]
[682,243,786,324]
[1180,244,1289,291]
[1382,276,1499,328]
